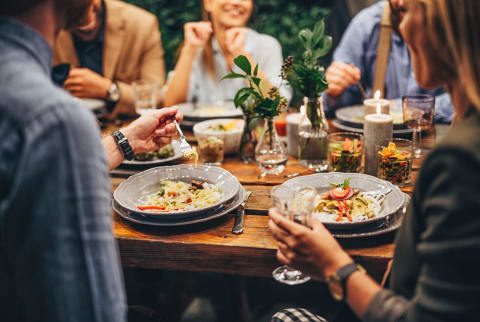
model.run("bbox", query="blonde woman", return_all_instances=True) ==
[269,0,480,321]
[163,0,291,107]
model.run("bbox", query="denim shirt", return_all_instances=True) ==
[0,17,126,322]
[323,1,454,123]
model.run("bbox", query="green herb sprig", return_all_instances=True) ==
[222,55,287,129]
[329,178,352,190]
[281,19,332,100]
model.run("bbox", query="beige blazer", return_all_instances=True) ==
[54,0,166,116]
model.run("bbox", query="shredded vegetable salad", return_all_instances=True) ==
[136,180,222,213]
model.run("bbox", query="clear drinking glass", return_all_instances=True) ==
[402,94,435,158]
[132,80,158,115]
[196,134,225,166]
[328,132,364,173]
[271,185,316,285]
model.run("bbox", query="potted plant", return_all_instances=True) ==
[281,19,332,171]
[223,56,288,174]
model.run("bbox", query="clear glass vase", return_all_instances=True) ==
[255,118,288,175]
[239,114,258,163]
[298,97,329,172]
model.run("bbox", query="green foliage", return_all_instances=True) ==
[124,0,331,75]
[222,55,285,121]
[282,19,332,99]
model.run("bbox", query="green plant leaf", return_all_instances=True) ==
[251,76,261,87]
[311,20,325,48]
[233,87,253,108]
[254,64,259,77]
[221,73,246,80]
[234,55,251,75]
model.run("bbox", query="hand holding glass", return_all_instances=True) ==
[271,184,316,285]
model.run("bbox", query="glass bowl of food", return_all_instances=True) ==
[376,139,413,186]
[193,119,244,155]
[196,134,225,166]
[328,132,364,173]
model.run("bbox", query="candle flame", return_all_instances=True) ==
[374,90,381,100]
[300,105,306,115]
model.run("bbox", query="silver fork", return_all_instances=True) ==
[173,120,193,154]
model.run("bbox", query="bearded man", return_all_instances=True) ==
[53,0,166,117]
[0,1,180,321]
[322,0,453,123]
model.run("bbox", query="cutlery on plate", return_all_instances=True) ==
[173,120,194,155]
[363,187,393,202]
[232,191,251,235]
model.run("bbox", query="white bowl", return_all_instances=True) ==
[193,118,245,155]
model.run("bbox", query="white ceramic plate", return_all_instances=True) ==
[282,172,405,229]
[335,105,405,128]
[122,141,183,167]
[178,102,243,122]
[113,165,240,217]
[113,187,246,226]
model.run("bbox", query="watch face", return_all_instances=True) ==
[108,83,120,102]
[329,275,344,301]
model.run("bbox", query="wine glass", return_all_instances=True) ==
[402,94,435,158]
[271,184,316,285]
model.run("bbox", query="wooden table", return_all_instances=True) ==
[110,121,441,282]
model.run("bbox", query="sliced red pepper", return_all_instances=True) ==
[137,205,166,211]
[336,201,344,222]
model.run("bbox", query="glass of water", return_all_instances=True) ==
[402,94,435,158]
[132,80,158,115]
[271,184,316,285]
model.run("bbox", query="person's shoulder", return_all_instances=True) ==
[109,0,158,27]
[347,1,385,33]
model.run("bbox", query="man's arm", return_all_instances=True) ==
[3,106,126,322]
[114,17,166,116]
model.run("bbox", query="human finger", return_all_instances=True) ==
[331,62,361,83]
[269,208,308,237]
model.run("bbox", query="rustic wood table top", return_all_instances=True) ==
[106,118,443,281]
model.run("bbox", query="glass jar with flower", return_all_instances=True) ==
[281,19,332,171]
[223,56,288,174]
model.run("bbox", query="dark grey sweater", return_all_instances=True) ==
[364,106,480,321]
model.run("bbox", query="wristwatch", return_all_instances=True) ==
[107,82,120,103]
[328,263,366,301]
[112,130,134,161]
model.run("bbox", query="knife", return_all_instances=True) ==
[232,191,251,235]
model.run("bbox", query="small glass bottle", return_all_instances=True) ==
[255,117,288,175]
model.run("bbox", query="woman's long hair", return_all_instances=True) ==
[419,0,480,109]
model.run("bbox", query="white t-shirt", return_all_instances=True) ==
[165,28,292,104]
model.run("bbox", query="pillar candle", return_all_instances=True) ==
[364,98,390,116]
[364,113,393,176]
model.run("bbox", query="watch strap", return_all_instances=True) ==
[112,130,134,160]
[330,263,365,301]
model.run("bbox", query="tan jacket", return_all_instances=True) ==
[53,0,166,117]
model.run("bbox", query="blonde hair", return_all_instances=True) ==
[418,0,480,109]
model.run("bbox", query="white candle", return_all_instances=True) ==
[364,113,393,176]
[364,90,390,116]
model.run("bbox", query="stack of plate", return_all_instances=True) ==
[282,172,410,239]
[178,102,243,127]
[120,140,184,169]
[333,105,413,138]
[113,165,245,226]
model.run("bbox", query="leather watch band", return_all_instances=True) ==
[329,263,365,301]
[112,130,134,161]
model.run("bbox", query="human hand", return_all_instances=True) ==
[325,62,361,98]
[184,22,213,50]
[268,208,353,281]
[122,106,183,154]
[225,27,248,56]
[63,68,112,99]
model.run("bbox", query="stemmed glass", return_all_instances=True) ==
[271,184,316,285]
[402,94,435,158]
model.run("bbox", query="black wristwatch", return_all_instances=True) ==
[112,130,134,161]
[328,263,366,301]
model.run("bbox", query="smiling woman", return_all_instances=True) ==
[163,0,292,107]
